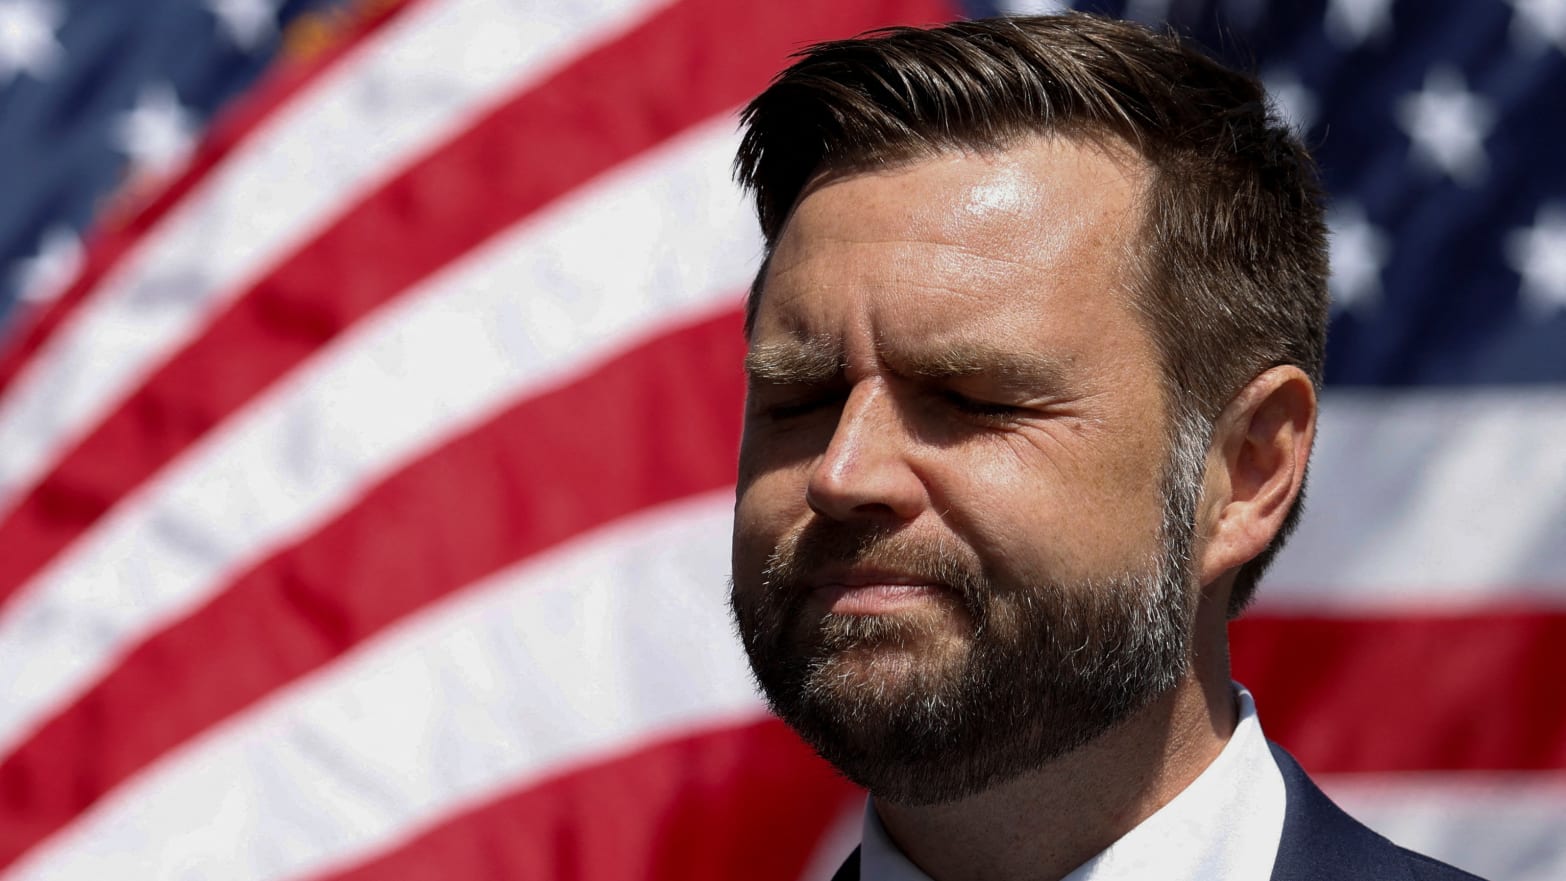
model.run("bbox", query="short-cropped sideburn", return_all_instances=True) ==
[733,12,1330,615]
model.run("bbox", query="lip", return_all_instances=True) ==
[808,567,954,615]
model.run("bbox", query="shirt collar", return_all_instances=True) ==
[858,684,1287,881]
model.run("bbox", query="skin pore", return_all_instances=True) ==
[730,133,1315,881]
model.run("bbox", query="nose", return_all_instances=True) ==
[805,382,927,523]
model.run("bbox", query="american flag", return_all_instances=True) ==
[0,0,1559,878]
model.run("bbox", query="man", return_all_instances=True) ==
[727,13,1482,881]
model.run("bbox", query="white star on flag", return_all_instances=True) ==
[1264,69,1318,135]
[0,0,63,82]
[1328,202,1391,314]
[8,225,82,306]
[112,82,200,178]
[1505,204,1566,319]
[205,0,276,51]
[1509,0,1566,53]
[1396,66,1496,186]
[1000,0,1070,12]
[1326,0,1395,47]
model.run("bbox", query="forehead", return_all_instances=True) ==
[755,135,1153,362]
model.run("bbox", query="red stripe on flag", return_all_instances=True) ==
[1233,610,1566,773]
[0,0,420,392]
[0,0,955,614]
[8,304,1565,870]
[0,307,748,871]
[309,717,860,881]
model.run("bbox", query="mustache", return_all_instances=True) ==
[762,520,988,602]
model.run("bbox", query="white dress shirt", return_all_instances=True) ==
[859,685,1287,881]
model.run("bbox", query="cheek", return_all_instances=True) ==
[926,431,1168,578]
[731,464,808,571]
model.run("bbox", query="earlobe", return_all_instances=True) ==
[1195,366,1317,589]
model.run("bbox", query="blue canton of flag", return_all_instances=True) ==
[0,0,352,327]
[974,0,1566,384]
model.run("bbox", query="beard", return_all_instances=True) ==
[730,435,1203,806]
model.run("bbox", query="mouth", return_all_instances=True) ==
[807,568,959,616]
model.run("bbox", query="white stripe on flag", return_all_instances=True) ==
[1323,772,1566,881]
[0,0,677,516]
[4,492,761,881]
[0,118,758,758]
[1260,389,1566,612]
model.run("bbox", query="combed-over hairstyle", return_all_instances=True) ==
[733,12,1329,615]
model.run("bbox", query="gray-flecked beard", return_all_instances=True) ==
[730,421,1205,806]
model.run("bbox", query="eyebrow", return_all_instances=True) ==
[743,337,844,384]
[743,338,1075,394]
[892,344,1074,393]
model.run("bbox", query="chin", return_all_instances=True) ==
[731,513,1198,806]
[744,597,1189,806]
[810,631,971,702]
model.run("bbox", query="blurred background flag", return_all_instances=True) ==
[0,0,1560,879]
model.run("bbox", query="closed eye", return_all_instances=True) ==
[941,390,1027,420]
[749,386,845,421]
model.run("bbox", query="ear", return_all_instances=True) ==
[1194,365,1317,591]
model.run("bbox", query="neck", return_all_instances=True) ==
[873,628,1237,881]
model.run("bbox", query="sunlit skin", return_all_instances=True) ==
[732,133,1316,881]
[736,137,1177,698]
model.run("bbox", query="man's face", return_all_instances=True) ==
[730,137,1200,805]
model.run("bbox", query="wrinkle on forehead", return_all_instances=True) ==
[760,244,1040,323]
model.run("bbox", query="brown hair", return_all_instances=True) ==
[733,12,1329,615]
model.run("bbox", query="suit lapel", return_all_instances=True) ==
[830,846,861,881]
[1268,742,1413,881]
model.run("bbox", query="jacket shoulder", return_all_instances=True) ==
[826,748,1487,881]
[1268,742,1487,881]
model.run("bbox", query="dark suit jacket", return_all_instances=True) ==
[829,743,1485,881]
